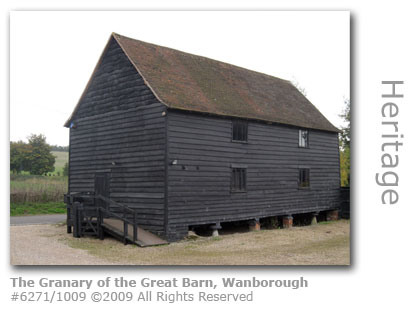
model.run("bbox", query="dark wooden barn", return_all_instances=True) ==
[64,33,340,245]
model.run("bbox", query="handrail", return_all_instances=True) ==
[95,195,138,244]
[98,207,134,226]
[65,193,138,244]
[95,195,137,215]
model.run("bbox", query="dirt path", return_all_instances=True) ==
[10,220,350,265]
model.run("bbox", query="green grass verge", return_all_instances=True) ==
[10,202,66,216]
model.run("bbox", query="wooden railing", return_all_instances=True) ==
[65,193,138,244]
[95,195,138,244]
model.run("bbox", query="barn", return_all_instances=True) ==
[64,33,341,245]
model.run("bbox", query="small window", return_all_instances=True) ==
[299,168,310,188]
[231,167,247,192]
[232,120,248,142]
[299,129,309,148]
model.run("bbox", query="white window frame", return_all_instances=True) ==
[299,129,309,148]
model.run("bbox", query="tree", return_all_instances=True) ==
[63,162,69,177]
[25,134,56,175]
[339,98,350,149]
[291,78,307,97]
[339,99,350,186]
[10,141,32,173]
[340,146,350,186]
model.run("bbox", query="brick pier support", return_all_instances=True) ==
[249,219,260,231]
[282,215,293,229]
[326,210,339,221]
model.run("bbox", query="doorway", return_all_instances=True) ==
[95,172,110,209]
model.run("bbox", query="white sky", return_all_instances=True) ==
[10,11,349,146]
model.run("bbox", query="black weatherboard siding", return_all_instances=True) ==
[71,38,157,119]
[167,111,340,240]
[68,37,167,236]
[66,33,341,243]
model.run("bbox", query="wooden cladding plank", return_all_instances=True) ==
[73,38,159,121]
[68,40,166,234]
[166,110,340,229]
[110,192,164,199]
[71,124,165,144]
[73,102,164,126]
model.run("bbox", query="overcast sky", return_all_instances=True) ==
[10,11,349,146]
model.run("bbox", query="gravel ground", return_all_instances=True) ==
[10,220,350,265]
[10,224,114,265]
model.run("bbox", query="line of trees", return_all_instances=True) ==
[50,145,69,152]
[10,134,56,175]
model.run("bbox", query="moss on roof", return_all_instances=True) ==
[67,33,340,133]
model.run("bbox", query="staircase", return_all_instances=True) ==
[65,193,168,247]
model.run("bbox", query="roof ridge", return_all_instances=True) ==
[66,33,340,133]
[113,32,293,86]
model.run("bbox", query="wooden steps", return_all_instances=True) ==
[102,218,168,247]
[66,194,167,247]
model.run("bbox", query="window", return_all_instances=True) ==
[299,168,310,188]
[232,119,248,142]
[231,167,247,192]
[299,129,309,148]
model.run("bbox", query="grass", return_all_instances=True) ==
[10,174,67,203]
[9,151,69,216]
[10,174,68,215]
[10,202,66,216]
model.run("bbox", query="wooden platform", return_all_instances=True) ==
[102,218,168,247]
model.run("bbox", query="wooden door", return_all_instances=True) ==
[95,172,110,208]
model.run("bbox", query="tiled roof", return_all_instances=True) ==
[67,33,339,133]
